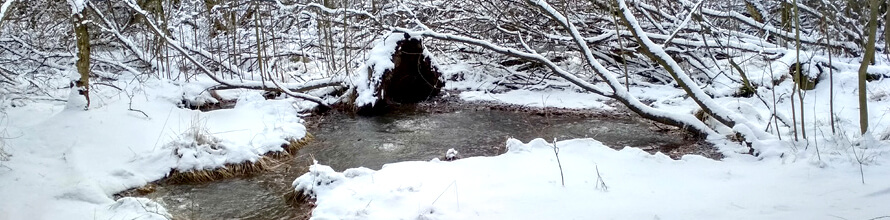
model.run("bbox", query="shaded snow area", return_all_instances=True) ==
[0,77,310,220]
[295,138,890,220]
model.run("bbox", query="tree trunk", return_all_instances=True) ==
[793,0,806,140]
[73,9,91,110]
[857,0,880,134]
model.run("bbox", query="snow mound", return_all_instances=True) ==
[163,124,255,172]
[506,137,553,153]
[445,148,459,160]
[180,81,220,107]
[292,165,376,200]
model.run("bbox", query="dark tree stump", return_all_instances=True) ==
[382,33,445,103]
[356,33,444,115]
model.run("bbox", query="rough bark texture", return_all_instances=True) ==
[74,12,91,109]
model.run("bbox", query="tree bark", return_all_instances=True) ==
[857,0,880,134]
[73,8,91,110]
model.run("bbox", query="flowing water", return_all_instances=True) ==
[141,107,715,219]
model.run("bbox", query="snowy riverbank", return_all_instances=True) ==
[295,138,890,219]
[0,78,313,219]
[1,57,889,219]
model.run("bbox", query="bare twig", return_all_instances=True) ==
[595,164,608,191]
[552,138,565,187]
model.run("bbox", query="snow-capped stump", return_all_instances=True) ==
[352,32,445,114]
[444,148,460,161]
[788,62,821,90]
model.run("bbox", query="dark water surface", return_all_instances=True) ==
[144,108,712,219]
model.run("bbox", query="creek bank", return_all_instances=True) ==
[121,95,717,219]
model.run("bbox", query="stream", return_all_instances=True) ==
[140,105,716,219]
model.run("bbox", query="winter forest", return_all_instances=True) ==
[1,0,889,219]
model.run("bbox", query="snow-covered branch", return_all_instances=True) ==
[120,0,333,107]
[526,0,716,136]
[617,0,773,141]
[391,27,612,97]
[0,0,13,28]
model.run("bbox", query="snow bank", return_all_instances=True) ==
[295,138,890,219]
[0,78,310,219]
[162,91,308,172]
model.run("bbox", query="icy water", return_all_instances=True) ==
[143,107,713,219]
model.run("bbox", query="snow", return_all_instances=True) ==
[460,89,612,110]
[3,1,890,219]
[295,16,890,218]
[67,0,85,14]
[519,0,716,136]
[0,77,310,219]
[444,148,459,160]
[296,138,890,219]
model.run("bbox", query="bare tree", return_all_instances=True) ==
[70,1,91,110]
[857,0,880,134]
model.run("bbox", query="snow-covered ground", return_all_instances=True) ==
[296,138,890,219]
[291,53,890,219]
[0,77,312,220]
[2,39,890,220]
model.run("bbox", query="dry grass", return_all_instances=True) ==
[284,189,315,207]
[165,133,314,184]
[166,157,272,184]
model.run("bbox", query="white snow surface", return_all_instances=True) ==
[3,25,890,219]
[445,148,459,160]
[297,138,890,220]
[0,77,309,219]
[66,0,85,14]
[460,89,612,110]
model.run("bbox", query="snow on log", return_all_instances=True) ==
[352,32,445,114]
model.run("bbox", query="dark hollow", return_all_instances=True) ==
[380,33,444,104]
